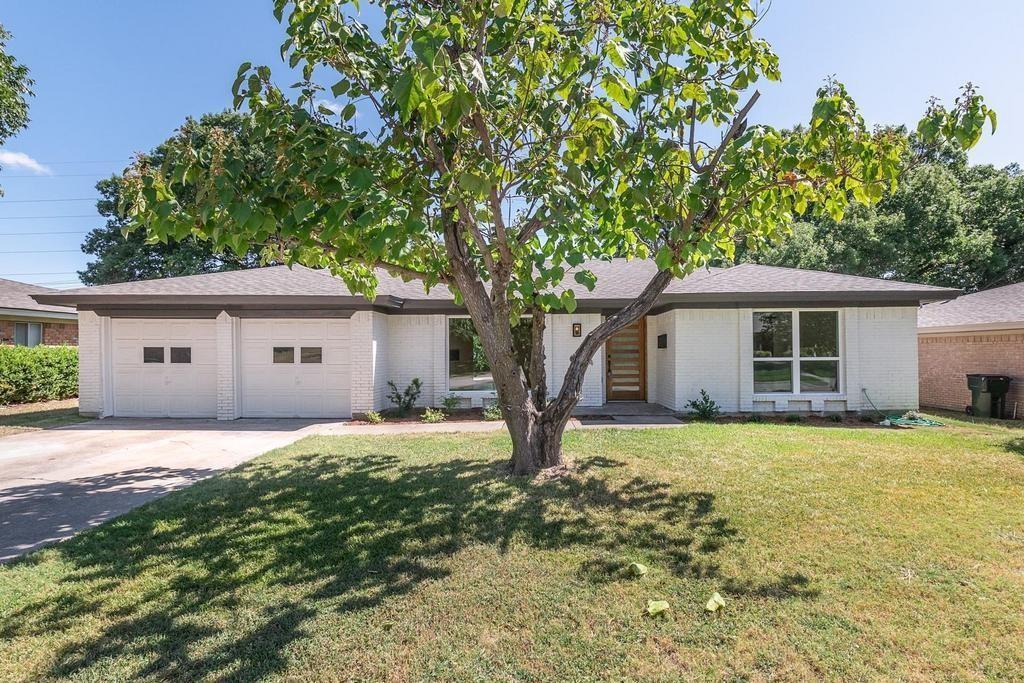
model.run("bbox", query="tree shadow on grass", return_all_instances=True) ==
[0,448,817,680]
[1005,438,1024,458]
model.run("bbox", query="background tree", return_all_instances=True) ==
[0,22,34,193]
[125,0,991,475]
[738,130,1020,292]
[79,112,264,285]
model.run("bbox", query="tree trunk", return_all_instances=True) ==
[505,400,571,476]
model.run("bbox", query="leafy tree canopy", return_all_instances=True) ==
[79,112,265,285]
[737,132,1022,292]
[0,22,33,193]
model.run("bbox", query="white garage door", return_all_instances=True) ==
[111,319,218,417]
[240,319,351,418]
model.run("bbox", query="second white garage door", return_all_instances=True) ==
[239,319,351,418]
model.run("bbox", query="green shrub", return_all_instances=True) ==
[686,389,721,421]
[482,404,503,421]
[745,413,765,423]
[421,407,446,423]
[441,395,461,412]
[364,410,384,424]
[784,413,804,423]
[386,378,422,417]
[0,345,78,405]
[826,413,844,423]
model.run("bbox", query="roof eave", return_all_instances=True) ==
[0,307,78,321]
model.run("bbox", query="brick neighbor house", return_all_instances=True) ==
[918,282,1024,420]
[0,277,79,347]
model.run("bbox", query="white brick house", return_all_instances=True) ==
[33,261,956,419]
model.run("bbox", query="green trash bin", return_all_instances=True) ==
[966,374,1012,418]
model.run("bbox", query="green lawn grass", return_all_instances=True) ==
[1,417,1022,681]
[0,399,86,437]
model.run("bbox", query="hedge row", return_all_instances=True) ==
[0,345,78,405]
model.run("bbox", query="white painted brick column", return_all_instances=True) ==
[346,313,378,413]
[216,310,240,420]
[737,308,754,411]
[77,310,107,417]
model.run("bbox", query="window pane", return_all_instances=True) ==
[273,347,294,364]
[754,360,793,393]
[143,347,164,363]
[448,319,494,391]
[14,323,27,346]
[753,312,792,358]
[300,347,322,364]
[800,311,839,357]
[170,347,191,364]
[800,360,839,393]
[27,323,42,347]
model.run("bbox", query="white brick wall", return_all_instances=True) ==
[646,311,677,409]
[674,309,743,412]
[349,311,391,413]
[851,307,919,411]
[663,306,921,414]
[546,313,604,407]
[77,310,106,417]
[215,311,240,420]
[386,314,446,409]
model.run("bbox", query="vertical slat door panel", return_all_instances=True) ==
[605,317,647,401]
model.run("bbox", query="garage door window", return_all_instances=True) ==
[170,347,191,364]
[300,346,322,363]
[143,347,165,363]
[273,346,295,363]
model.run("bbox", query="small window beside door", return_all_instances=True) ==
[273,347,295,363]
[300,347,322,364]
[170,347,192,364]
[143,347,165,363]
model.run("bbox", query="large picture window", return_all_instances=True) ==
[448,318,532,393]
[753,311,839,394]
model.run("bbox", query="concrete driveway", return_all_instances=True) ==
[0,418,336,563]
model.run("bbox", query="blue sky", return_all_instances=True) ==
[1,1,1021,288]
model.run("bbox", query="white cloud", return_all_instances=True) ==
[0,150,52,175]
[314,99,357,119]
[314,99,344,116]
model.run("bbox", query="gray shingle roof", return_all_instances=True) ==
[0,278,77,316]
[32,260,956,308]
[919,282,1024,330]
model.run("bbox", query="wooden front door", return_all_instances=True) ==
[605,317,646,401]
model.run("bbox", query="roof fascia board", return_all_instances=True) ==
[0,308,78,321]
[918,321,1024,335]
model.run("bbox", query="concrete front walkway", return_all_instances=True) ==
[1,414,686,562]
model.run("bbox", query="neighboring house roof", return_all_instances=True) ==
[32,261,958,314]
[918,282,1024,333]
[0,277,78,320]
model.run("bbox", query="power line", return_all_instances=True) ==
[0,173,113,178]
[0,215,99,220]
[0,197,96,203]
[0,230,88,235]
[34,160,127,165]
[0,249,81,253]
